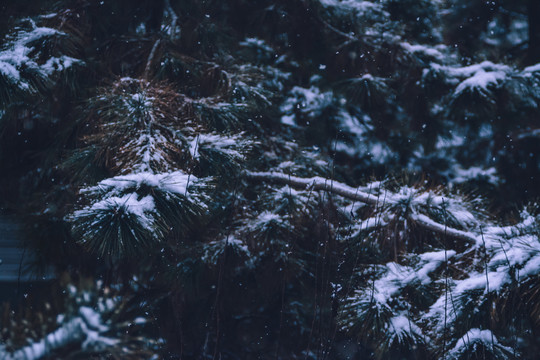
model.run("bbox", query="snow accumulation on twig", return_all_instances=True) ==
[409,214,476,244]
[0,24,81,88]
[247,171,378,205]
[246,171,477,244]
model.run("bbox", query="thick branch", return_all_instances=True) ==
[246,171,477,245]
[410,214,477,244]
[247,171,378,205]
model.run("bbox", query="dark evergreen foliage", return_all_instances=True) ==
[0,0,539,359]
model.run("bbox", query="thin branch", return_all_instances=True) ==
[144,39,161,80]
[164,0,179,39]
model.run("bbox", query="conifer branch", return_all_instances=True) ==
[2,308,116,360]
[246,171,477,244]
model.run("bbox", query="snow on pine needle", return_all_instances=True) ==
[248,170,540,356]
[0,17,83,107]
[83,78,192,174]
[70,171,209,259]
[79,77,255,176]
[0,278,158,359]
[446,328,513,360]
[68,71,259,260]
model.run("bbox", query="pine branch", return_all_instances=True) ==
[1,307,116,360]
[247,171,376,204]
[246,171,477,244]
[409,214,476,245]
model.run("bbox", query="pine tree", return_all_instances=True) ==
[0,0,539,359]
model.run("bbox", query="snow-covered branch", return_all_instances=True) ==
[410,214,477,244]
[0,307,116,360]
[247,171,477,244]
[247,171,377,205]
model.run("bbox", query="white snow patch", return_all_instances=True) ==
[41,55,82,75]
[450,166,499,185]
[92,194,154,221]
[280,86,333,118]
[387,315,424,343]
[455,69,506,95]
[318,0,386,16]
[524,63,540,73]
[448,328,512,357]
[401,42,444,60]
[0,61,20,81]
[189,133,247,160]
[0,22,82,91]
[87,171,195,196]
